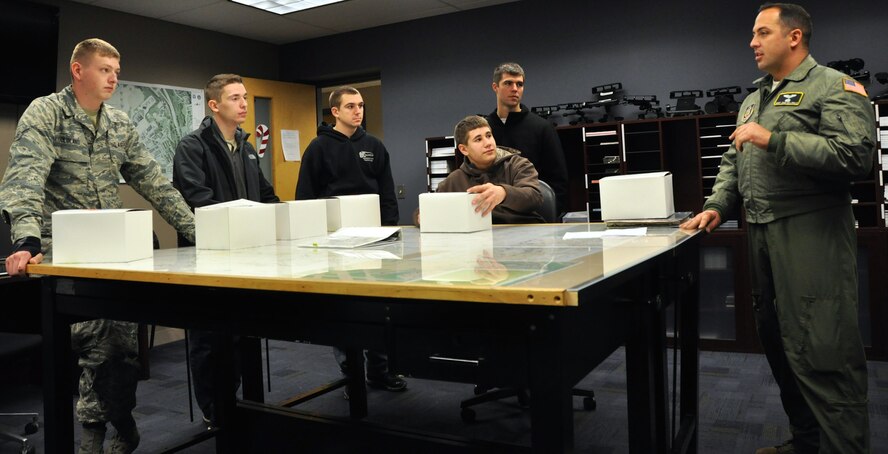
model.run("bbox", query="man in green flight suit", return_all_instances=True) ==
[682,3,873,454]
[1,38,196,453]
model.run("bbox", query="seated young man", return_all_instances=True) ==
[425,115,545,224]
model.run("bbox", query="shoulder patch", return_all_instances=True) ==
[741,103,756,122]
[842,78,868,97]
[774,92,804,106]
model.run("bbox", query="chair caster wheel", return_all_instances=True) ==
[24,417,39,435]
[517,390,530,408]
[460,407,476,423]
[583,397,597,411]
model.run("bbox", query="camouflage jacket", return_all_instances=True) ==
[0,85,195,253]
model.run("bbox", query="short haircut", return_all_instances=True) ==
[70,38,120,66]
[205,74,244,102]
[454,115,491,146]
[329,86,360,109]
[493,62,525,84]
[759,3,812,48]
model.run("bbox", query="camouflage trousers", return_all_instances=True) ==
[71,319,140,424]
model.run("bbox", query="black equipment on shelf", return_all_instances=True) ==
[704,86,742,114]
[665,90,704,117]
[826,58,870,84]
[623,95,663,119]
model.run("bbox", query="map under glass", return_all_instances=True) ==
[107,80,204,180]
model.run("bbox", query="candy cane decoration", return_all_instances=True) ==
[255,124,269,158]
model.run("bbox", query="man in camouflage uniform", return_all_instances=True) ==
[682,4,872,454]
[1,38,195,453]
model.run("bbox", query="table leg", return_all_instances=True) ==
[42,277,74,453]
[529,315,573,453]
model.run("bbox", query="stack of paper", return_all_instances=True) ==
[296,227,401,249]
[430,146,455,157]
[430,161,450,174]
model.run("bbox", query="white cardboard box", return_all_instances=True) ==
[599,171,675,220]
[195,199,276,250]
[275,200,328,240]
[418,192,493,233]
[51,209,153,263]
[325,194,381,231]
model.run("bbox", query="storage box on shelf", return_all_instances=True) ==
[621,119,664,174]
[425,136,458,192]
[696,114,741,229]
[874,101,888,228]
[582,123,622,221]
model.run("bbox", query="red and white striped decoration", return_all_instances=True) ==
[255,124,270,158]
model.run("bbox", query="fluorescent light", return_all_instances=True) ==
[230,0,346,15]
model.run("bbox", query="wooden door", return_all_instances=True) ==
[242,77,317,201]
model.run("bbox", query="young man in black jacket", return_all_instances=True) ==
[486,62,569,215]
[295,86,399,225]
[173,73,280,427]
[295,86,406,393]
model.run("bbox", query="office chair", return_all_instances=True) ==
[537,179,559,223]
[1,247,41,453]
[459,180,595,423]
[0,332,40,454]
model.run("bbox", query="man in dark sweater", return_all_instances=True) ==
[486,62,569,215]
[295,87,399,225]
[173,73,280,427]
[295,86,406,393]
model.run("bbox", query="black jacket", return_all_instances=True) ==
[173,116,279,243]
[486,104,569,213]
[295,123,399,225]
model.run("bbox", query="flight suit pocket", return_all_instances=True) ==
[774,112,814,134]
[835,112,869,142]
[798,296,842,372]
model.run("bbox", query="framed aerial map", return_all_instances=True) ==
[106,80,205,180]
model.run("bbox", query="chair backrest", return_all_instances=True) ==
[537,180,558,223]
[1,220,10,274]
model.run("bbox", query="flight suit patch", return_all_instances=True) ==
[842,78,868,97]
[774,92,804,106]
[742,103,756,122]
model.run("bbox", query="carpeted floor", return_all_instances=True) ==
[1,340,885,453]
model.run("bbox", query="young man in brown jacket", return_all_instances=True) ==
[424,115,544,224]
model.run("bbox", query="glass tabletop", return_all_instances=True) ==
[30,224,696,306]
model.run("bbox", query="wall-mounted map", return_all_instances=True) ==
[107,81,204,180]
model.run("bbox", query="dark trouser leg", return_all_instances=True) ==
[189,330,242,422]
[365,350,388,379]
[333,347,359,377]
[334,347,388,377]
[750,206,870,454]
[189,330,216,419]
